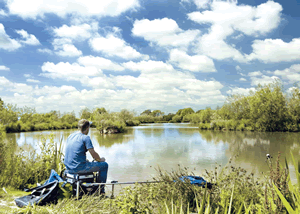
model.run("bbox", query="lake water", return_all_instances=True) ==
[6,123,300,183]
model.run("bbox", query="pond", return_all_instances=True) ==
[5,123,300,183]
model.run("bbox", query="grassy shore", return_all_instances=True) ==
[1,152,299,214]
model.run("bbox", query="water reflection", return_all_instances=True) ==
[199,130,300,177]
[5,124,300,183]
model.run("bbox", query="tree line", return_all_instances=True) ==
[1,80,300,133]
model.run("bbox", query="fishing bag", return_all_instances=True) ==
[15,180,59,208]
[178,176,213,189]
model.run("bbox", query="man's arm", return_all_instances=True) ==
[88,148,105,162]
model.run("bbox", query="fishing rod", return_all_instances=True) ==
[78,181,161,199]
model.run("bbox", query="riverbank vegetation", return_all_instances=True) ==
[1,130,299,214]
[1,81,300,134]
[194,81,300,132]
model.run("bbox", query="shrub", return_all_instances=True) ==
[125,120,140,126]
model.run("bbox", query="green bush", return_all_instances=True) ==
[126,120,140,126]
[171,115,182,123]
[0,134,64,189]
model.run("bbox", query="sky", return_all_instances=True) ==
[0,0,300,115]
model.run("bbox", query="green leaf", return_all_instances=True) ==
[228,184,234,214]
[272,182,295,214]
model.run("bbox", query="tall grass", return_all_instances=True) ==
[1,136,299,214]
[0,134,64,189]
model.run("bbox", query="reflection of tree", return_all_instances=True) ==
[95,128,134,148]
[137,127,165,138]
[198,130,300,172]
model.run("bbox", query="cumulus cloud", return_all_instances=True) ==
[0,76,33,93]
[188,0,282,62]
[0,23,22,51]
[169,49,216,72]
[132,18,200,49]
[250,75,279,86]
[35,58,226,112]
[248,71,263,77]
[53,23,98,41]
[122,60,174,73]
[26,79,40,83]
[247,38,300,63]
[0,65,10,71]
[41,62,102,80]
[270,64,300,83]
[78,56,124,72]
[0,10,8,16]
[5,0,140,19]
[37,48,53,54]
[89,34,148,60]
[16,29,40,45]
[52,38,82,57]
[227,87,255,96]
[239,78,246,81]
[56,44,82,57]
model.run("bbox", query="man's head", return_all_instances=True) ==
[78,119,92,135]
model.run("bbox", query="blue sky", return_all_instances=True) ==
[0,0,300,115]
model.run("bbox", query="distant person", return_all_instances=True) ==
[64,119,108,195]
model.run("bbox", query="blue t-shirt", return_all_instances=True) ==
[64,132,94,172]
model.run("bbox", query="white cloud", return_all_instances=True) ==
[0,77,33,93]
[53,23,98,41]
[235,65,241,71]
[0,10,8,16]
[0,23,22,51]
[26,79,40,83]
[80,76,115,89]
[33,85,77,96]
[0,65,10,71]
[55,44,82,57]
[181,0,212,9]
[227,87,255,96]
[239,78,246,81]
[23,74,31,78]
[132,18,200,49]
[51,38,82,57]
[6,0,140,19]
[169,49,216,72]
[78,56,124,72]
[188,1,282,62]
[37,48,53,54]
[41,62,102,80]
[122,60,174,73]
[250,75,279,86]
[271,64,300,83]
[247,38,300,63]
[0,76,12,87]
[248,71,263,77]
[89,34,148,60]
[16,29,40,45]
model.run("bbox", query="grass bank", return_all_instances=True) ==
[1,151,299,213]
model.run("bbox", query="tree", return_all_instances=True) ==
[176,108,195,117]
[249,81,287,131]
[79,107,92,119]
[151,110,164,117]
[61,112,77,124]
[19,106,36,123]
[94,107,107,115]
[141,109,152,116]
[119,109,134,123]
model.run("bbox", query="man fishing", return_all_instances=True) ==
[64,119,108,195]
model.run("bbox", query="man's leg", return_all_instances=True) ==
[76,162,109,194]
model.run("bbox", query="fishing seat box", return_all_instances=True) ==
[63,171,99,197]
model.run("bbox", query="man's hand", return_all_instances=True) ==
[88,148,104,162]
